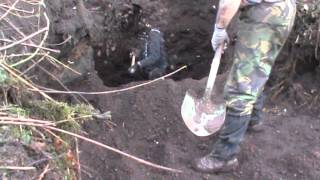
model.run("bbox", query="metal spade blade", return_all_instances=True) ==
[181,46,226,137]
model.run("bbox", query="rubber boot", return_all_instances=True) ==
[193,114,251,173]
[248,93,266,132]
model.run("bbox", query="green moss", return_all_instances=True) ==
[0,67,8,85]
[8,106,30,117]
[24,100,95,132]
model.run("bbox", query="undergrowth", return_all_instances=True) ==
[0,73,102,179]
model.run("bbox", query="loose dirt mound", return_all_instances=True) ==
[72,71,319,180]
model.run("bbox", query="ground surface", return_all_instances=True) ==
[73,70,320,180]
[72,0,320,179]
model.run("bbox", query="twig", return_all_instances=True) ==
[44,129,69,147]
[46,35,72,46]
[0,166,36,170]
[31,60,82,104]
[0,3,35,14]
[11,12,50,67]
[80,167,93,178]
[31,65,188,95]
[38,163,50,180]
[0,121,51,127]
[0,112,8,116]
[0,38,60,53]
[316,19,320,59]
[0,9,37,19]
[0,26,48,52]
[1,52,81,78]
[21,52,48,75]
[30,126,46,139]
[0,116,55,125]
[75,138,82,180]
[271,86,285,102]
[1,52,49,58]
[0,0,20,21]
[0,121,183,173]
[55,115,92,125]
[44,126,183,173]
[0,62,55,101]
[44,54,81,75]
[28,153,66,166]
[308,94,319,109]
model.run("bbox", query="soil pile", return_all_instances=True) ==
[75,69,319,180]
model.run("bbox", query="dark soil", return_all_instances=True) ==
[63,0,320,179]
[75,69,320,180]
[91,0,218,86]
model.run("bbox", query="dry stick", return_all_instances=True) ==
[55,115,92,125]
[33,66,188,95]
[80,167,93,179]
[2,52,81,77]
[46,35,72,46]
[31,60,83,104]
[23,0,40,5]
[0,121,183,173]
[38,163,50,180]
[0,7,37,19]
[1,52,48,58]
[2,12,59,70]
[44,126,183,173]
[0,121,52,127]
[21,52,48,75]
[75,138,82,180]
[44,129,69,147]
[0,116,55,125]
[0,166,36,171]
[0,39,60,53]
[28,153,66,167]
[0,62,55,101]
[0,0,20,21]
[0,26,47,51]
[11,12,50,67]
[316,20,320,59]
[44,54,81,75]
[0,3,35,14]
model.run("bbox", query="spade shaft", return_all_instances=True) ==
[204,46,223,100]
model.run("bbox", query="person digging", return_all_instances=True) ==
[128,28,168,80]
[192,0,296,173]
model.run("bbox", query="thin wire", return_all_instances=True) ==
[29,66,187,95]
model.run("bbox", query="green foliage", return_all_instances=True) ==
[0,67,8,85]
[20,129,32,144]
[9,126,32,144]
[24,100,95,132]
[8,106,29,117]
